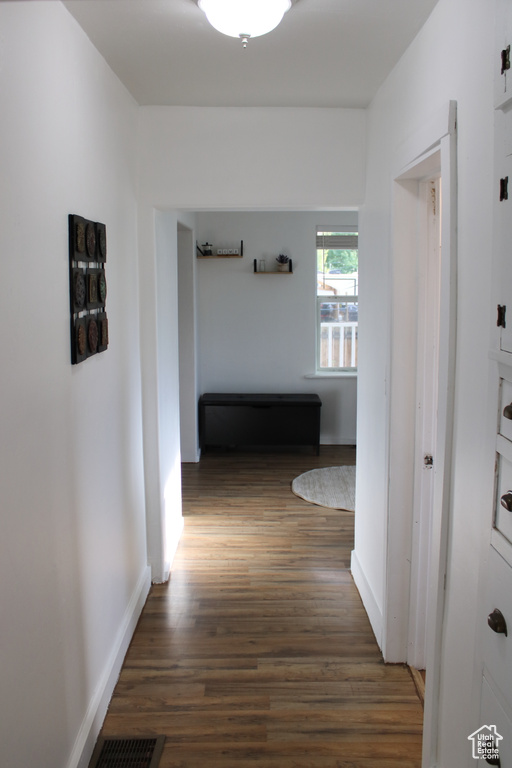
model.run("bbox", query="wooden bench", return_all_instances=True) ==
[198,393,322,454]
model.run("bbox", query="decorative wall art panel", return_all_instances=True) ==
[86,268,107,310]
[87,315,99,355]
[96,312,109,353]
[69,214,109,364]
[96,222,107,262]
[73,316,88,364]
[71,268,86,312]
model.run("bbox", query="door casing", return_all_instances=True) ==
[385,101,457,767]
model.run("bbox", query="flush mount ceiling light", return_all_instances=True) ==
[198,0,292,47]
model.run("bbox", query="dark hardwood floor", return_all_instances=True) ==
[99,446,423,767]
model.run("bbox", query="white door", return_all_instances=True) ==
[408,176,442,671]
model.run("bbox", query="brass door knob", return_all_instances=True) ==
[488,608,508,636]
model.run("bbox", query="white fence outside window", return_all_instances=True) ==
[319,321,358,369]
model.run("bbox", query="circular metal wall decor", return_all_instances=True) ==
[101,317,109,347]
[86,222,96,259]
[76,322,87,357]
[73,271,86,310]
[88,273,98,305]
[75,219,86,254]
[98,272,107,303]
[88,318,99,353]
[97,223,107,260]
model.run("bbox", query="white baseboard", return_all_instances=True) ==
[67,565,152,768]
[350,549,383,649]
[181,448,201,463]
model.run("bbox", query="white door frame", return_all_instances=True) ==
[385,101,457,767]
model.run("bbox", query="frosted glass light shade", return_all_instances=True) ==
[198,0,292,39]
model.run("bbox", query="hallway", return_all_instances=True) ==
[98,446,423,767]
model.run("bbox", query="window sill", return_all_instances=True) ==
[304,371,358,379]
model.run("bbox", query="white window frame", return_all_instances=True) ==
[316,230,358,373]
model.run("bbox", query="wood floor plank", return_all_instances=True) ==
[98,446,423,767]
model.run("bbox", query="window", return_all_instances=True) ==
[316,229,358,371]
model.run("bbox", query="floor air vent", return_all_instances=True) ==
[88,736,165,768]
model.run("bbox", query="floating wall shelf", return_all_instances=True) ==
[197,240,244,258]
[253,258,293,274]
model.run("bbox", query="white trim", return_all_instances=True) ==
[421,122,458,768]
[395,101,457,177]
[383,100,457,767]
[350,549,383,647]
[304,372,358,379]
[67,566,152,768]
[489,347,512,367]
[397,145,444,181]
[490,528,512,569]
[497,432,512,463]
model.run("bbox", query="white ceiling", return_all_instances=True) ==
[63,0,439,108]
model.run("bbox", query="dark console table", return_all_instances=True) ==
[199,393,322,454]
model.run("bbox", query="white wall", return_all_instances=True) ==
[194,211,358,444]
[0,4,149,768]
[155,212,185,572]
[178,221,200,462]
[138,106,366,210]
[354,0,497,763]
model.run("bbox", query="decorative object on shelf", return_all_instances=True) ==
[197,240,244,258]
[276,254,290,272]
[69,214,108,364]
[198,0,292,48]
[253,257,293,274]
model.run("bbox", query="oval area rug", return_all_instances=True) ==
[291,466,355,511]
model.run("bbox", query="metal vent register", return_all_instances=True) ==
[88,736,165,768]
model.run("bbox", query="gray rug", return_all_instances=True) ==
[291,466,356,511]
